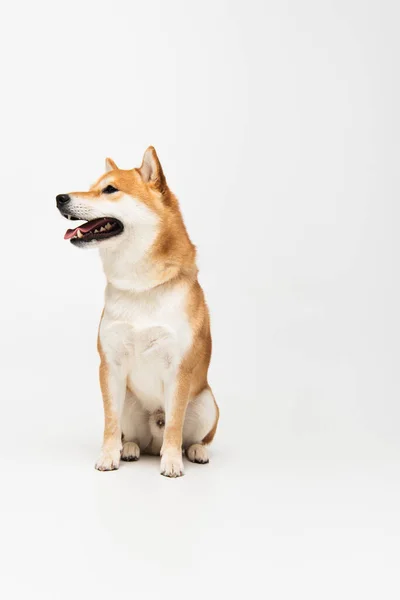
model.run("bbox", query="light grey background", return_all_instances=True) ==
[0,1,399,598]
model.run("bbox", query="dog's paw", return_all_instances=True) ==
[160,450,184,478]
[95,448,120,471]
[121,441,140,462]
[186,443,209,464]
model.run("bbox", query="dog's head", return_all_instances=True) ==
[56,147,168,249]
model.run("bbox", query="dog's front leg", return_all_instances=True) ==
[95,349,126,472]
[160,369,191,477]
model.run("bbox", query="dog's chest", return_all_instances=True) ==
[101,284,192,409]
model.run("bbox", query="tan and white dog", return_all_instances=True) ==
[56,147,219,477]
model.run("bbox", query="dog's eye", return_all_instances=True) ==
[102,185,118,194]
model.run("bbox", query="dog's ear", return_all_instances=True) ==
[105,157,118,172]
[138,147,166,193]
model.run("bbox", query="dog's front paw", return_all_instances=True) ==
[95,448,120,471]
[160,449,184,478]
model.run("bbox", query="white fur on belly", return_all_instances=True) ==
[100,280,192,413]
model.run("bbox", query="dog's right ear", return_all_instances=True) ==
[105,157,118,172]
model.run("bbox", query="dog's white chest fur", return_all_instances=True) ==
[100,282,192,412]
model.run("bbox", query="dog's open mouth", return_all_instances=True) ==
[64,217,123,243]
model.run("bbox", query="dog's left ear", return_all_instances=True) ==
[105,157,118,172]
[138,147,166,193]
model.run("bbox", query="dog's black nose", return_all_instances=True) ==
[56,194,70,206]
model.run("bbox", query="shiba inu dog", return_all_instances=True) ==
[56,147,219,477]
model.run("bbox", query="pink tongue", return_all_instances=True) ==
[64,218,110,240]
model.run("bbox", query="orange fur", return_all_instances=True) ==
[97,326,120,449]
[202,395,220,444]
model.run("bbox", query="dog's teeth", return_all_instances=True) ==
[67,215,72,220]
[105,223,112,231]
[77,230,83,238]
[94,229,99,233]
[100,227,106,232]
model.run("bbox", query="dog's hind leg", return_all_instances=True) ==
[183,386,219,464]
[120,388,152,461]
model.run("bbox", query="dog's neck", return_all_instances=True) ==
[99,221,196,294]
